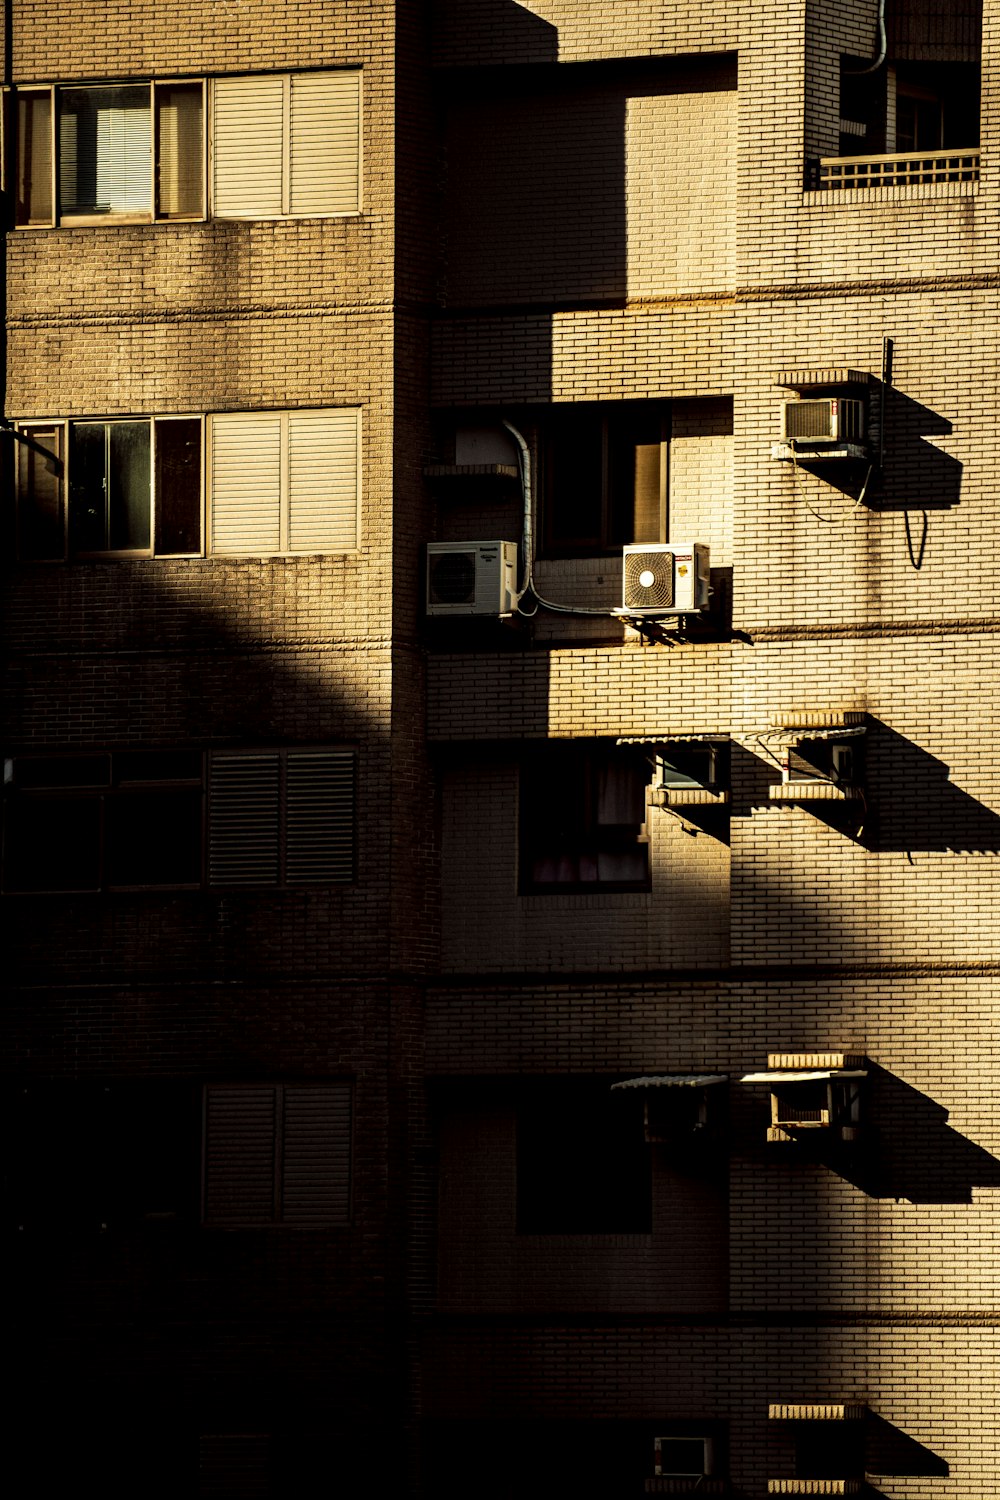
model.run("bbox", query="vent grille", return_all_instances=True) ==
[429,549,477,605]
[209,753,281,885]
[285,750,354,884]
[625,549,674,609]
[785,400,837,440]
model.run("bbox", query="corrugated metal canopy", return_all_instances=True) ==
[764,726,867,747]
[741,1070,868,1084]
[616,734,729,745]
[611,1074,728,1090]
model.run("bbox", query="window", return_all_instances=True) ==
[516,1079,651,1233]
[2,747,356,892]
[519,743,650,892]
[202,1082,352,1226]
[543,402,667,553]
[13,70,360,227]
[14,408,359,560]
[7,1080,198,1232]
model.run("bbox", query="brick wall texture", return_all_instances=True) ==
[4,0,999,1496]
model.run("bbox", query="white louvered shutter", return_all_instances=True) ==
[288,71,360,216]
[203,1085,278,1224]
[287,410,359,553]
[212,75,284,218]
[209,413,282,555]
[281,1084,352,1222]
[285,750,355,883]
[209,752,281,885]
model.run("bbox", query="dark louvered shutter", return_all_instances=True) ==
[202,1086,277,1224]
[281,1083,352,1223]
[198,1434,271,1498]
[208,753,280,885]
[285,750,355,884]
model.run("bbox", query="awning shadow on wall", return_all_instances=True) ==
[793,1064,1000,1204]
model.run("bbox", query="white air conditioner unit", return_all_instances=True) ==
[654,1436,715,1478]
[622,543,710,616]
[781,398,865,445]
[426,540,518,616]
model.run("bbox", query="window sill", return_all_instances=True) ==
[519,888,652,906]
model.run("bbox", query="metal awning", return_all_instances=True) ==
[612,1074,728,1090]
[764,725,866,748]
[741,1069,868,1084]
[616,734,729,746]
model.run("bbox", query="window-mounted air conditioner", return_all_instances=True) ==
[654,1436,715,1479]
[622,543,710,616]
[781,399,865,445]
[426,540,518,616]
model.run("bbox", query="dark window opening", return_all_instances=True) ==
[6,1080,199,1233]
[519,744,650,893]
[516,1079,651,1234]
[543,402,667,554]
[838,56,980,158]
[3,748,356,893]
[795,1422,865,1480]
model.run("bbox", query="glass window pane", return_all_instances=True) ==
[108,422,151,550]
[546,408,603,551]
[59,86,151,217]
[4,795,101,892]
[16,91,53,225]
[608,408,663,545]
[155,83,203,218]
[68,423,109,553]
[155,419,202,554]
[17,425,64,560]
[15,755,110,789]
[106,789,202,886]
[114,751,202,784]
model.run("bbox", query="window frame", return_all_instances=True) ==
[9,68,362,229]
[2,746,358,894]
[518,741,652,895]
[12,78,208,227]
[14,414,205,561]
[13,406,362,562]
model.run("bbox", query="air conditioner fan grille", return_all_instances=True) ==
[625,551,674,609]
[429,550,477,605]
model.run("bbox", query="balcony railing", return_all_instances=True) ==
[813,146,979,190]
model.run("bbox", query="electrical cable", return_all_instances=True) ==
[790,441,874,524]
[843,0,887,74]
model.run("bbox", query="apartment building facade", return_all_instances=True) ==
[3,0,998,1495]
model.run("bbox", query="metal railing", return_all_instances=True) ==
[813,146,980,190]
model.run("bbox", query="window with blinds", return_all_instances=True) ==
[208,409,360,556]
[2,747,356,892]
[13,69,359,226]
[15,407,359,561]
[202,1082,352,1226]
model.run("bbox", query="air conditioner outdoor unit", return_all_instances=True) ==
[781,398,865,445]
[654,1437,715,1478]
[622,543,710,616]
[426,540,518,616]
